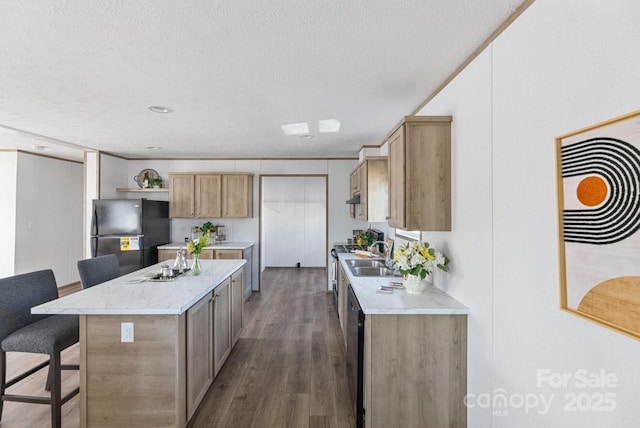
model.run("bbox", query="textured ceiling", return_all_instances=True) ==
[0,0,528,161]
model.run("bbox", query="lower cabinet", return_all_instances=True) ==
[159,249,214,262]
[186,292,214,419]
[213,277,231,376]
[230,269,243,346]
[214,249,242,259]
[185,270,243,421]
[364,314,467,428]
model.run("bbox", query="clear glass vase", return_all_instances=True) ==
[192,253,201,276]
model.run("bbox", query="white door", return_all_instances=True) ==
[261,176,326,267]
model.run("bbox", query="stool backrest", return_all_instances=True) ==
[77,255,120,289]
[0,269,57,342]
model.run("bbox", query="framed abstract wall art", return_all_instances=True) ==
[556,110,640,338]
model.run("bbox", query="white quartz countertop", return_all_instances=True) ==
[158,241,254,250]
[32,259,246,316]
[339,253,469,315]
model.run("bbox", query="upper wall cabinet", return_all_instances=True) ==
[354,157,388,222]
[169,173,253,219]
[221,174,253,218]
[387,116,452,231]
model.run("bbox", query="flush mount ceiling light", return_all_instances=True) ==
[299,134,315,140]
[31,145,47,150]
[146,146,161,150]
[318,119,341,133]
[148,106,172,113]
[281,122,309,136]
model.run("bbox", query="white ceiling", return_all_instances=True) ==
[0,0,528,162]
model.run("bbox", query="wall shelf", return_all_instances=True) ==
[116,188,169,193]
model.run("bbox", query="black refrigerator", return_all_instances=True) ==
[91,199,170,275]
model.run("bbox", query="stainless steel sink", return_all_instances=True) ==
[345,259,387,268]
[345,259,400,277]
[349,266,399,277]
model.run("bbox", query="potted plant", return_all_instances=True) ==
[148,177,164,188]
[393,241,449,294]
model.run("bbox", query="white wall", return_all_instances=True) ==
[99,153,129,199]
[0,152,18,278]
[262,176,326,267]
[14,153,83,285]
[418,0,640,426]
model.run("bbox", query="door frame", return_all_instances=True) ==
[258,174,328,291]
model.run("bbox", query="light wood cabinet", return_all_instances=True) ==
[364,314,467,428]
[212,277,231,376]
[158,249,174,262]
[357,157,388,222]
[196,174,222,217]
[230,269,243,346]
[348,158,388,221]
[214,249,242,259]
[387,116,452,231]
[350,167,360,195]
[169,174,195,218]
[169,173,222,218]
[158,249,214,263]
[186,273,239,418]
[169,173,253,219]
[221,174,253,218]
[215,248,252,300]
[186,292,213,419]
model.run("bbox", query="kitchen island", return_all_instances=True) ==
[32,259,246,427]
[338,252,469,428]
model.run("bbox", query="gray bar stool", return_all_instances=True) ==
[77,254,120,288]
[0,269,79,428]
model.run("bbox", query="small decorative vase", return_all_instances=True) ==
[403,274,428,294]
[192,253,202,276]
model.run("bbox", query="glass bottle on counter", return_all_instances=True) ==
[174,248,188,273]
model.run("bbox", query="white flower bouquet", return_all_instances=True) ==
[393,241,449,279]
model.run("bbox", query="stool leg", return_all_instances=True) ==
[45,364,52,391]
[0,351,6,421]
[49,352,62,428]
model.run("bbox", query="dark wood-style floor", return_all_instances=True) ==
[1,267,355,428]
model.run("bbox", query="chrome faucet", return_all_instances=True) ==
[370,241,394,269]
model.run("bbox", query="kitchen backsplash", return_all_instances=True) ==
[170,218,256,243]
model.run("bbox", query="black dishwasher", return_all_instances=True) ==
[346,283,364,428]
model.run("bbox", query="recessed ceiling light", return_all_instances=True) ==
[31,145,47,150]
[281,122,309,136]
[318,119,341,133]
[146,146,161,150]
[148,106,172,113]
[299,134,315,140]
